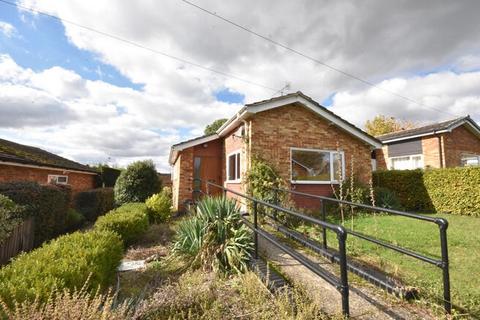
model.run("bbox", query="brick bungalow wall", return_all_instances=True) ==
[224,128,246,204]
[172,147,193,211]
[443,125,480,167]
[0,164,96,194]
[248,104,373,208]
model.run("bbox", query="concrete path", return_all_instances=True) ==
[258,235,437,319]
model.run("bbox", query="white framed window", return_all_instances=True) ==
[461,154,480,167]
[47,174,68,185]
[290,148,345,184]
[226,150,241,183]
[389,154,424,170]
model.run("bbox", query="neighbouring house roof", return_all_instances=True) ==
[376,116,480,143]
[169,91,383,165]
[0,138,98,174]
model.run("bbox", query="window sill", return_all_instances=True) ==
[291,180,340,185]
[226,180,242,184]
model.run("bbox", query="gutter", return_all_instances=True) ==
[0,161,98,175]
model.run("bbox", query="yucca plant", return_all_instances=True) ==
[173,197,253,273]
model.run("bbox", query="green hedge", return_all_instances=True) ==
[0,229,123,306]
[0,195,27,244]
[373,167,480,216]
[145,187,172,223]
[0,182,71,245]
[94,203,149,245]
[73,187,115,221]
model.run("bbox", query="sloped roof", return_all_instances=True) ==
[169,91,382,164]
[0,138,97,173]
[376,116,480,143]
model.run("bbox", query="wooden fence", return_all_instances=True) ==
[0,218,35,265]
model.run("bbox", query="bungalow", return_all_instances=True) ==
[375,116,480,170]
[0,138,98,194]
[169,92,382,212]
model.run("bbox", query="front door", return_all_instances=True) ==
[193,156,222,200]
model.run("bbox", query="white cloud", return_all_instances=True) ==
[0,21,16,38]
[330,71,480,127]
[2,1,480,170]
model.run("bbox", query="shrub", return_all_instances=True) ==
[114,160,160,205]
[0,230,123,306]
[173,197,252,273]
[65,209,85,231]
[0,182,71,245]
[373,187,402,210]
[0,195,27,244]
[94,203,149,245]
[73,188,114,221]
[373,167,480,215]
[146,187,172,223]
[373,170,434,212]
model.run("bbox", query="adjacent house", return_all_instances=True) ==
[169,92,382,211]
[0,138,98,194]
[375,116,480,170]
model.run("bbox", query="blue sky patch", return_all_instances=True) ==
[214,88,245,104]
[0,4,142,90]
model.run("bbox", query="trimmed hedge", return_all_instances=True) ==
[0,229,123,306]
[373,167,480,216]
[114,160,160,205]
[73,188,115,221]
[0,182,71,245]
[94,203,149,245]
[0,195,27,244]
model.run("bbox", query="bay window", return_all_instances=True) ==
[291,148,345,183]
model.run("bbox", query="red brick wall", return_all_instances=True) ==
[172,147,194,212]
[0,164,96,194]
[375,147,388,170]
[443,125,480,167]
[249,104,373,209]
[422,135,443,168]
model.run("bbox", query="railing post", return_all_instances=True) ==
[337,227,350,318]
[223,188,227,198]
[437,218,451,314]
[321,200,327,249]
[253,201,259,259]
[206,181,210,196]
[273,188,279,220]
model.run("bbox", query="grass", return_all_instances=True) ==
[296,212,480,317]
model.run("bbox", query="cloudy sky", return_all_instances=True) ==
[1,0,480,171]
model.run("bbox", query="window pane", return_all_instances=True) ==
[411,155,423,169]
[228,154,236,180]
[193,157,201,189]
[461,155,480,167]
[236,153,241,180]
[292,149,330,181]
[332,152,343,181]
[391,156,411,170]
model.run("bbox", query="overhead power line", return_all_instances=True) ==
[0,0,279,92]
[179,0,459,117]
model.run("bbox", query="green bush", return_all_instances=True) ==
[0,230,123,306]
[146,187,172,223]
[73,187,114,221]
[65,208,85,231]
[173,196,253,273]
[373,167,480,215]
[0,195,27,244]
[94,203,149,245]
[114,160,160,205]
[373,170,434,212]
[373,187,402,210]
[0,182,71,245]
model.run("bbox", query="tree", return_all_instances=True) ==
[365,115,417,136]
[204,118,228,135]
[114,160,161,205]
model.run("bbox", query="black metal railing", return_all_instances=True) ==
[197,180,351,317]
[269,186,451,314]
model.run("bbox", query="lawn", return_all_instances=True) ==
[296,212,480,317]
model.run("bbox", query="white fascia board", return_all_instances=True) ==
[0,161,98,175]
[217,109,251,137]
[247,95,383,148]
[169,134,220,165]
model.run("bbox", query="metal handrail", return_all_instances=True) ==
[270,186,451,314]
[200,180,351,317]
